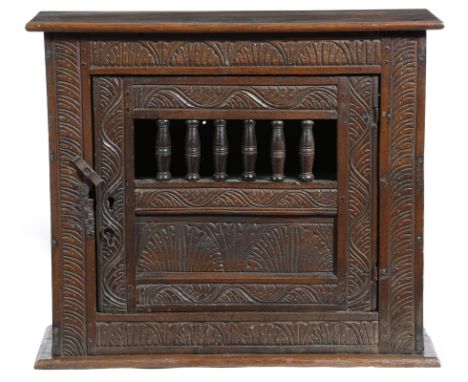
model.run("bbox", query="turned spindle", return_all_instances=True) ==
[299,120,315,182]
[241,119,257,181]
[185,119,201,181]
[271,120,286,182]
[155,119,172,181]
[213,119,228,181]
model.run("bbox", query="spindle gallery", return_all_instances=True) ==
[26,10,443,368]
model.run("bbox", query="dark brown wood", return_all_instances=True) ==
[129,75,339,120]
[344,77,378,311]
[213,119,228,181]
[415,33,427,353]
[270,120,286,182]
[93,320,379,354]
[378,36,422,354]
[29,10,442,367]
[90,66,382,76]
[26,10,443,33]
[44,35,62,356]
[45,35,89,357]
[35,326,440,368]
[155,119,172,181]
[135,217,335,273]
[134,272,337,284]
[81,39,98,354]
[298,120,315,182]
[134,178,337,189]
[185,119,201,181]
[132,81,338,111]
[134,187,338,215]
[95,310,376,322]
[133,109,337,120]
[124,77,138,314]
[241,119,257,181]
[87,38,382,76]
[93,77,127,313]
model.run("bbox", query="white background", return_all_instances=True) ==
[0,0,466,380]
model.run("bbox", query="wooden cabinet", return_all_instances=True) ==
[26,9,443,368]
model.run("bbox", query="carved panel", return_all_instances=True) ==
[137,284,338,307]
[93,77,127,312]
[132,85,337,111]
[95,321,378,352]
[136,221,335,274]
[135,188,337,213]
[52,39,87,356]
[386,38,418,353]
[90,39,381,68]
[346,77,376,311]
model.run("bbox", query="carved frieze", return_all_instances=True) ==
[136,284,338,307]
[96,320,378,351]
[90,39,381,68]
[132,84,338,111]
[135,188,337,213]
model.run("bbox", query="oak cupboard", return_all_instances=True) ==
[26,9,443,368]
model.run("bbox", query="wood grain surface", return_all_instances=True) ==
[26,10,443,33]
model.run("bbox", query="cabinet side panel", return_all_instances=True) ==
[415,34,426,353]
[45,34,62,357]
[379,35,421,354]
[45,35,87,356]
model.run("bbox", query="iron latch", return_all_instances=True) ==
[71,155,104,186]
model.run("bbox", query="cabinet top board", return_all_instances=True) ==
[26,9,443,33]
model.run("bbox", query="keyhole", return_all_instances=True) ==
[103,228,114,246]
[108,196,115,210]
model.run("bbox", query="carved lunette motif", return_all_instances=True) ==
[136,284,338,307]
[132,85,338,111]
[93,77,127,312]
[346,77,376,311]
[386,38,418,354]
[136,221,335,274]
[89,39,381,68]
[95,321,378,351]
[135,188,337,213]
[52,39,87,356]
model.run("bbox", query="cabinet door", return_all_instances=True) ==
[93,75,378,315]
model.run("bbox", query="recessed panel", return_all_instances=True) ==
[135,218,335,274]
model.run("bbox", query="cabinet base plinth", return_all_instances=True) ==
[34,326,440,369]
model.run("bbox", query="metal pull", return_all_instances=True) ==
[71,155,104,186]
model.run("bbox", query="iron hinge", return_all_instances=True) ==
[373,264,379,282]
[372,106,380,126]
